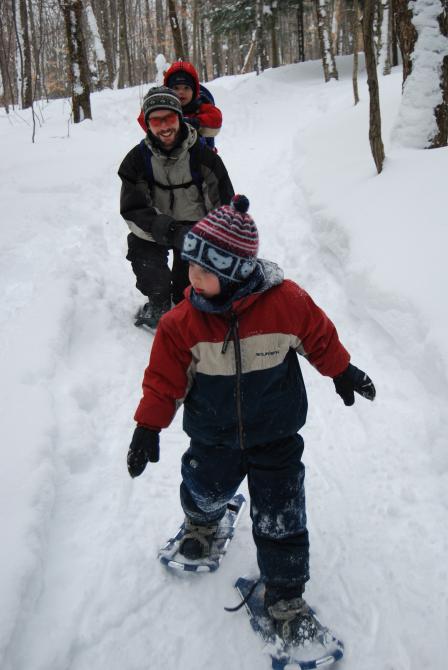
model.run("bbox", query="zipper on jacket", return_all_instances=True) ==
[222,312,244,449]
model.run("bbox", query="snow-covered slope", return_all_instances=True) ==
[1,57,447,670]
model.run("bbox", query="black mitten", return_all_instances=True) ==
[151,215,177,245]
[127,426,160,478]
[333,363,376,406]
[151,217,194,250]
[170,221,195,250]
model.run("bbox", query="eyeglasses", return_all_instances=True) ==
[148,112,178,128]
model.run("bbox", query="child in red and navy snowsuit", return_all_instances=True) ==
[137,61,222,151]
[127,195,376,645]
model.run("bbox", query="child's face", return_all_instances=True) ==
[172,84,194,106]
[189,263,221,298]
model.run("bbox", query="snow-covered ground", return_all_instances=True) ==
[1,56,447,670]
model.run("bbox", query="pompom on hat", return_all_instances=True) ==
[142,86,183,124]
[181,195,259,283]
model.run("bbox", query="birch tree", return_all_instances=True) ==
[379,0,393,75]
[315,0,338,81]
[13,0,33,108]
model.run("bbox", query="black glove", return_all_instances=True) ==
[170,221,195,251]
[184,116,200,130]
[151,217,194,250]
[127,426,160,478]
[333,363,376,406]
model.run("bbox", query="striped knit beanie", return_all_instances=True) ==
[181,195,258,283]
[142,86,183,124]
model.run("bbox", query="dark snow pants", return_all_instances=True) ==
[126,233,189,314]
[180,434,309,589]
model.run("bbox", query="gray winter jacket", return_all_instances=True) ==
[118,124,234,244]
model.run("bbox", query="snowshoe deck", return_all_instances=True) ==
[158,494,246,573]
[235,578,344,670]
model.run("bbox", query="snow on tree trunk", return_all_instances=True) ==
[83,0,109,89]
[430,0,448,147]
[394,0,448,148]
[394,0,418,83]
[60,0,92,123]
[315,0,338,82]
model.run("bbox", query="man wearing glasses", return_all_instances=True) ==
[119,86,234,329]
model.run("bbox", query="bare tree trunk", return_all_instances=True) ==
[394,0,418,84]
[198,0,207,80]
[352,0,360,105]
[428,0,448,148]
[391,0,399,66]
[60,0,92,122]
[381,0,393,75]
[255,0,267,74]
[167,0,184,60]
[315,0,338,82]
[13,0,33,108]
[363,0,385,173]
[268,1,280,68]
[117,0,133,87]
[211,28,220,78]
[0,11,16,108]
[297,2,305,62]
[155,0,164,53]
[192,0,199,68]
[181,0,189,60]
[98,0,115,85]
[241,30,256,74]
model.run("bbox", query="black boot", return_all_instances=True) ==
[178,518,219,559]
[265,583,318,646]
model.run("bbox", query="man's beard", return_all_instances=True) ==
[148,122,187,153]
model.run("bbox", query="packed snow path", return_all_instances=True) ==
[1,58,447,670]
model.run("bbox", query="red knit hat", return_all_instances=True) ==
[181,195,259,283]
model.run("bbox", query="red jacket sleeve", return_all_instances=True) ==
[196,102,222,133]
[283,281,350,377]
[134,317,192,429]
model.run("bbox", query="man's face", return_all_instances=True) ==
[172,84,194,106]
[147,109,180,149]
[188,263,221,298]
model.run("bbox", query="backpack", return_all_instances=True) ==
[199,84,215,105]
[139,139,204,210]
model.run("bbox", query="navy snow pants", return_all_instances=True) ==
[180,434,309,588]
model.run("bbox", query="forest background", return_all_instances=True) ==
[1,1,447,154]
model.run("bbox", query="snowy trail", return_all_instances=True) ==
[1,60,447,670]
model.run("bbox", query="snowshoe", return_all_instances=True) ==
[158,494,246,572]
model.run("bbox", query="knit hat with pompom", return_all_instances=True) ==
[181,195,259,283]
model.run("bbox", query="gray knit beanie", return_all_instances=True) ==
[142,86,183,124]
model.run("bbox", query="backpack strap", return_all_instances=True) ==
[139,138,204,205]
